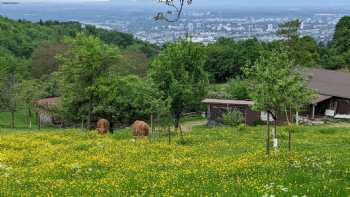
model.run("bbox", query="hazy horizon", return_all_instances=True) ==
[4,0,350,8]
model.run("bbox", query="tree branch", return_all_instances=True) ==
[154,0,192,22]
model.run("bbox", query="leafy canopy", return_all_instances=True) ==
[149,40,208,126]
[244,47,315,116]
[57,33,120,124]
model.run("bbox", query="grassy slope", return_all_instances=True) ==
[0,126,349,196]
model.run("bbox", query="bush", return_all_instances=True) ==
[226,78,250,100]
[223,109,244,127]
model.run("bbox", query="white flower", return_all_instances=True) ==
[0,163,8,170]
[281,187,288,192]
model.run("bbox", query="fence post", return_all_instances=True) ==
[266,112,270,155]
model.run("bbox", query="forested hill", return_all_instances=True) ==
[0,16,159,59]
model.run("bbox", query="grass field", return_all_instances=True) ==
[0,110,38,129]
[0,125,349,196]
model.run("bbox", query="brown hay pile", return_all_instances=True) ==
[96,119,110,134]
[132,120,150,137]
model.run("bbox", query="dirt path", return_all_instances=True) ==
[181,120,207,132]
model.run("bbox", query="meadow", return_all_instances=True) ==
[0,125,349,196]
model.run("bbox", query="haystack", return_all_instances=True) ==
[97,119,110,134]
[132,120,150,137]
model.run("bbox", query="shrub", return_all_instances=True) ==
[223,109,244,127]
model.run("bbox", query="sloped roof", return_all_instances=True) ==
[202,99,255,106]
[35,97,59,106]
[306,68,350,99]
[312,94,333,104]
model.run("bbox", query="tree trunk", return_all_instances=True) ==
[174,112,184,141]
[81,119,85,131]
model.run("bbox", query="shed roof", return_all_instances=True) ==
[306,68,350,99]
[35,97,59,106]
[312,94,333,104]
[202,99,255,106]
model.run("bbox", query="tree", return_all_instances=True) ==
[333,16,350,54]
[18,80,45,128]
[277,20,320,67]
[277,19,301,42]
[57,33,120,129]
[94,75,167,126]
[0,48,25,128]
[31,42,68,79]
[330,16,350,68]
[205,38,265,83]
[244,47,314,154]
[149,40,208,134]
[205,38,241,82]
[226,78,250,100]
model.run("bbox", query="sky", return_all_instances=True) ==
[6,0,350,7]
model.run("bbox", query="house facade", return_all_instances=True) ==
[306,68,350,119]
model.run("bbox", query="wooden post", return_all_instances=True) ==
[288,128,292,151]
[150,114,154,133]
[38,113,41,130]
[274,114,278,150]
[168,126,171,145]
[150,114,154,143]
[312,104,316,120]
[11,111,15,129]
[296,112,299,126]
[207,104,211,120]
[266,112,270,155]
[244,108,247,126]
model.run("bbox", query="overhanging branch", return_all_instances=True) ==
[154,0,192,22]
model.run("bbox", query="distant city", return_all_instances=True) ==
[1,2,350,45]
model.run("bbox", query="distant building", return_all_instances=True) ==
[35,97,62,126]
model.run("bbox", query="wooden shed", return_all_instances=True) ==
[35,97,62,125]
[202,99,261,126]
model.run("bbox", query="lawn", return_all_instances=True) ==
[0,110,38,129]
[0,125,349,196]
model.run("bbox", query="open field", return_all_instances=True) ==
[0,125,349,196]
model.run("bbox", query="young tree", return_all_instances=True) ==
[149,40,208,135]
[57,33,120,129]
[277,19,301,42]
[277,20,320,68]
[18,80,45,129]
[244,47,314,154]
